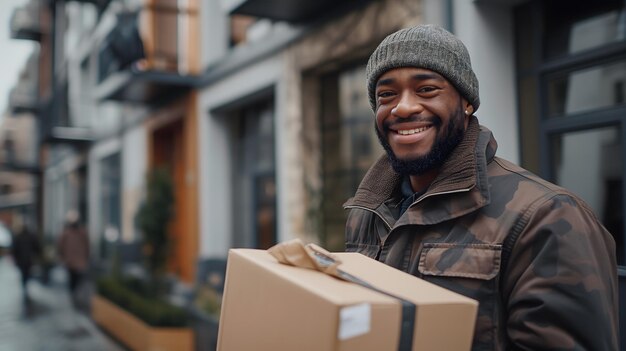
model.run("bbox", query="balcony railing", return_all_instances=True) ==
[0,118,39,173]
[62,0,113,14]
[10,0,42,41]
[0,160,40,174]
[0,191,36,209]
[94,2,199,103]
[9,84,39,114]
[224,0,373,23]
[9,50,40,114]
[142,2,188,73]
[39,83,93,146]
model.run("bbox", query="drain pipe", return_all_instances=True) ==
[445,0,454,33]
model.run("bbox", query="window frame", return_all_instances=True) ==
[515,0,626,265]
[318,63,383,250]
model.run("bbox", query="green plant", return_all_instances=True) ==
[96,276,188,327]
[102,168,189,328]
[135,167,174,285]
[193,285,222,318]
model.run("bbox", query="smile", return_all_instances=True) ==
[397,126,431,135]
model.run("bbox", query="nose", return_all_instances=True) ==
[391,91,424,118]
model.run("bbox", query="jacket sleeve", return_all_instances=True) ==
[344,207,385,258]
[503,193,619,351]
[32,232,42,258]
[57,230,65,262]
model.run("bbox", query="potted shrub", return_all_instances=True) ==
[135,167,175,291]
[189,277,223,350]
[92,168,193,351]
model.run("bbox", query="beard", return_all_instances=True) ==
[375,104,466,176]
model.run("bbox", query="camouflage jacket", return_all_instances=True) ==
[344,117,618,350]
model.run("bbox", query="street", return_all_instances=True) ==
[0,256,124,351]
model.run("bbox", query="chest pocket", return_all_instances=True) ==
[417,243,503,351]
[418,243,501,279]
[345,242,379,259]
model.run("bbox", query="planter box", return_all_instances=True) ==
[189,307,220,351]
[92,295,194,351]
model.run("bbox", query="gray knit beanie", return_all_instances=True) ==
[366,24,480,112]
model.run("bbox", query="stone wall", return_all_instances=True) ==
[281,0,423,243]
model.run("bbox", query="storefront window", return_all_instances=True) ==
[543,0,626,60]
[551,126,623,262]
[99,152,121,260]
[547,60,626,117]
[321,65,384,250]
[231,100,276,250]
[516,0,626,264]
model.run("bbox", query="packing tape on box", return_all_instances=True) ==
[268,239,415,351]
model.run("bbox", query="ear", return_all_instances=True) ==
[463,100,474,116]
[461,99,473,128]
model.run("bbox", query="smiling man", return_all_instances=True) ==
[344,25,618,350]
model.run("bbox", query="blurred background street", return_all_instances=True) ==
[0,255,123,351]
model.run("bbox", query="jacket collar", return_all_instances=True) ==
[345,116,496,225]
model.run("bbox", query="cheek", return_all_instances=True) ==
[374,112,385,131]
[375,107,392,130]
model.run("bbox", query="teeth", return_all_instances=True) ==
[398,126,429,135]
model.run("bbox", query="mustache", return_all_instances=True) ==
[383,115,442,131]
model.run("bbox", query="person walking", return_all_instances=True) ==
[57,210,90,308]
[344,24,618,350]
[10,216,41,305]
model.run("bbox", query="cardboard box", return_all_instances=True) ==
[217,248,478,351]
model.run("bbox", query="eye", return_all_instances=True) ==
[377,90,396,99]
[417,86,439,94]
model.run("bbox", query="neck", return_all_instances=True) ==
[409,168,439,193]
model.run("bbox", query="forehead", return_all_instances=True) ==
[377,67,447,85]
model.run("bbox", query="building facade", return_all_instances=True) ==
[196,0,521,256]
[4,0,626,346]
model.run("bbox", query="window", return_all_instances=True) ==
[231,99,277,249]
[0,184,12,195]
[546,60,626,117]
[99,152,121,260]
[230,14,256,47]
[3,135,15,164]
[542,0,626,60]
[320,65,384,251]
[516,0,626,264]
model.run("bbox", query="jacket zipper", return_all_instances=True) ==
[346,186,475,227]
[345,186,474,260]
[344,204,391,260]
[411,187,474,208]
[344,205,393,230]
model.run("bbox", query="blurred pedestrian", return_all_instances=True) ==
[57,210,90,308]
[10,216,41,304]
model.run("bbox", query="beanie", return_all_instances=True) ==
[366,24,480,112]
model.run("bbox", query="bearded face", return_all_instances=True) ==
[375,102,466,175]
[373,67,471,176]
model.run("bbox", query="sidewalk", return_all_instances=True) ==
[0,256,124,351]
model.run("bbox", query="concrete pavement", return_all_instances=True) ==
[0,256,124,351]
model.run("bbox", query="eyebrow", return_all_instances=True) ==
[376,73,445,88]
[412,73,444,82]
[376,78,395,87]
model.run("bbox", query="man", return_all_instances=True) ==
[10,217,40,305]
[344,25,618,350]
[57,210,90,308]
